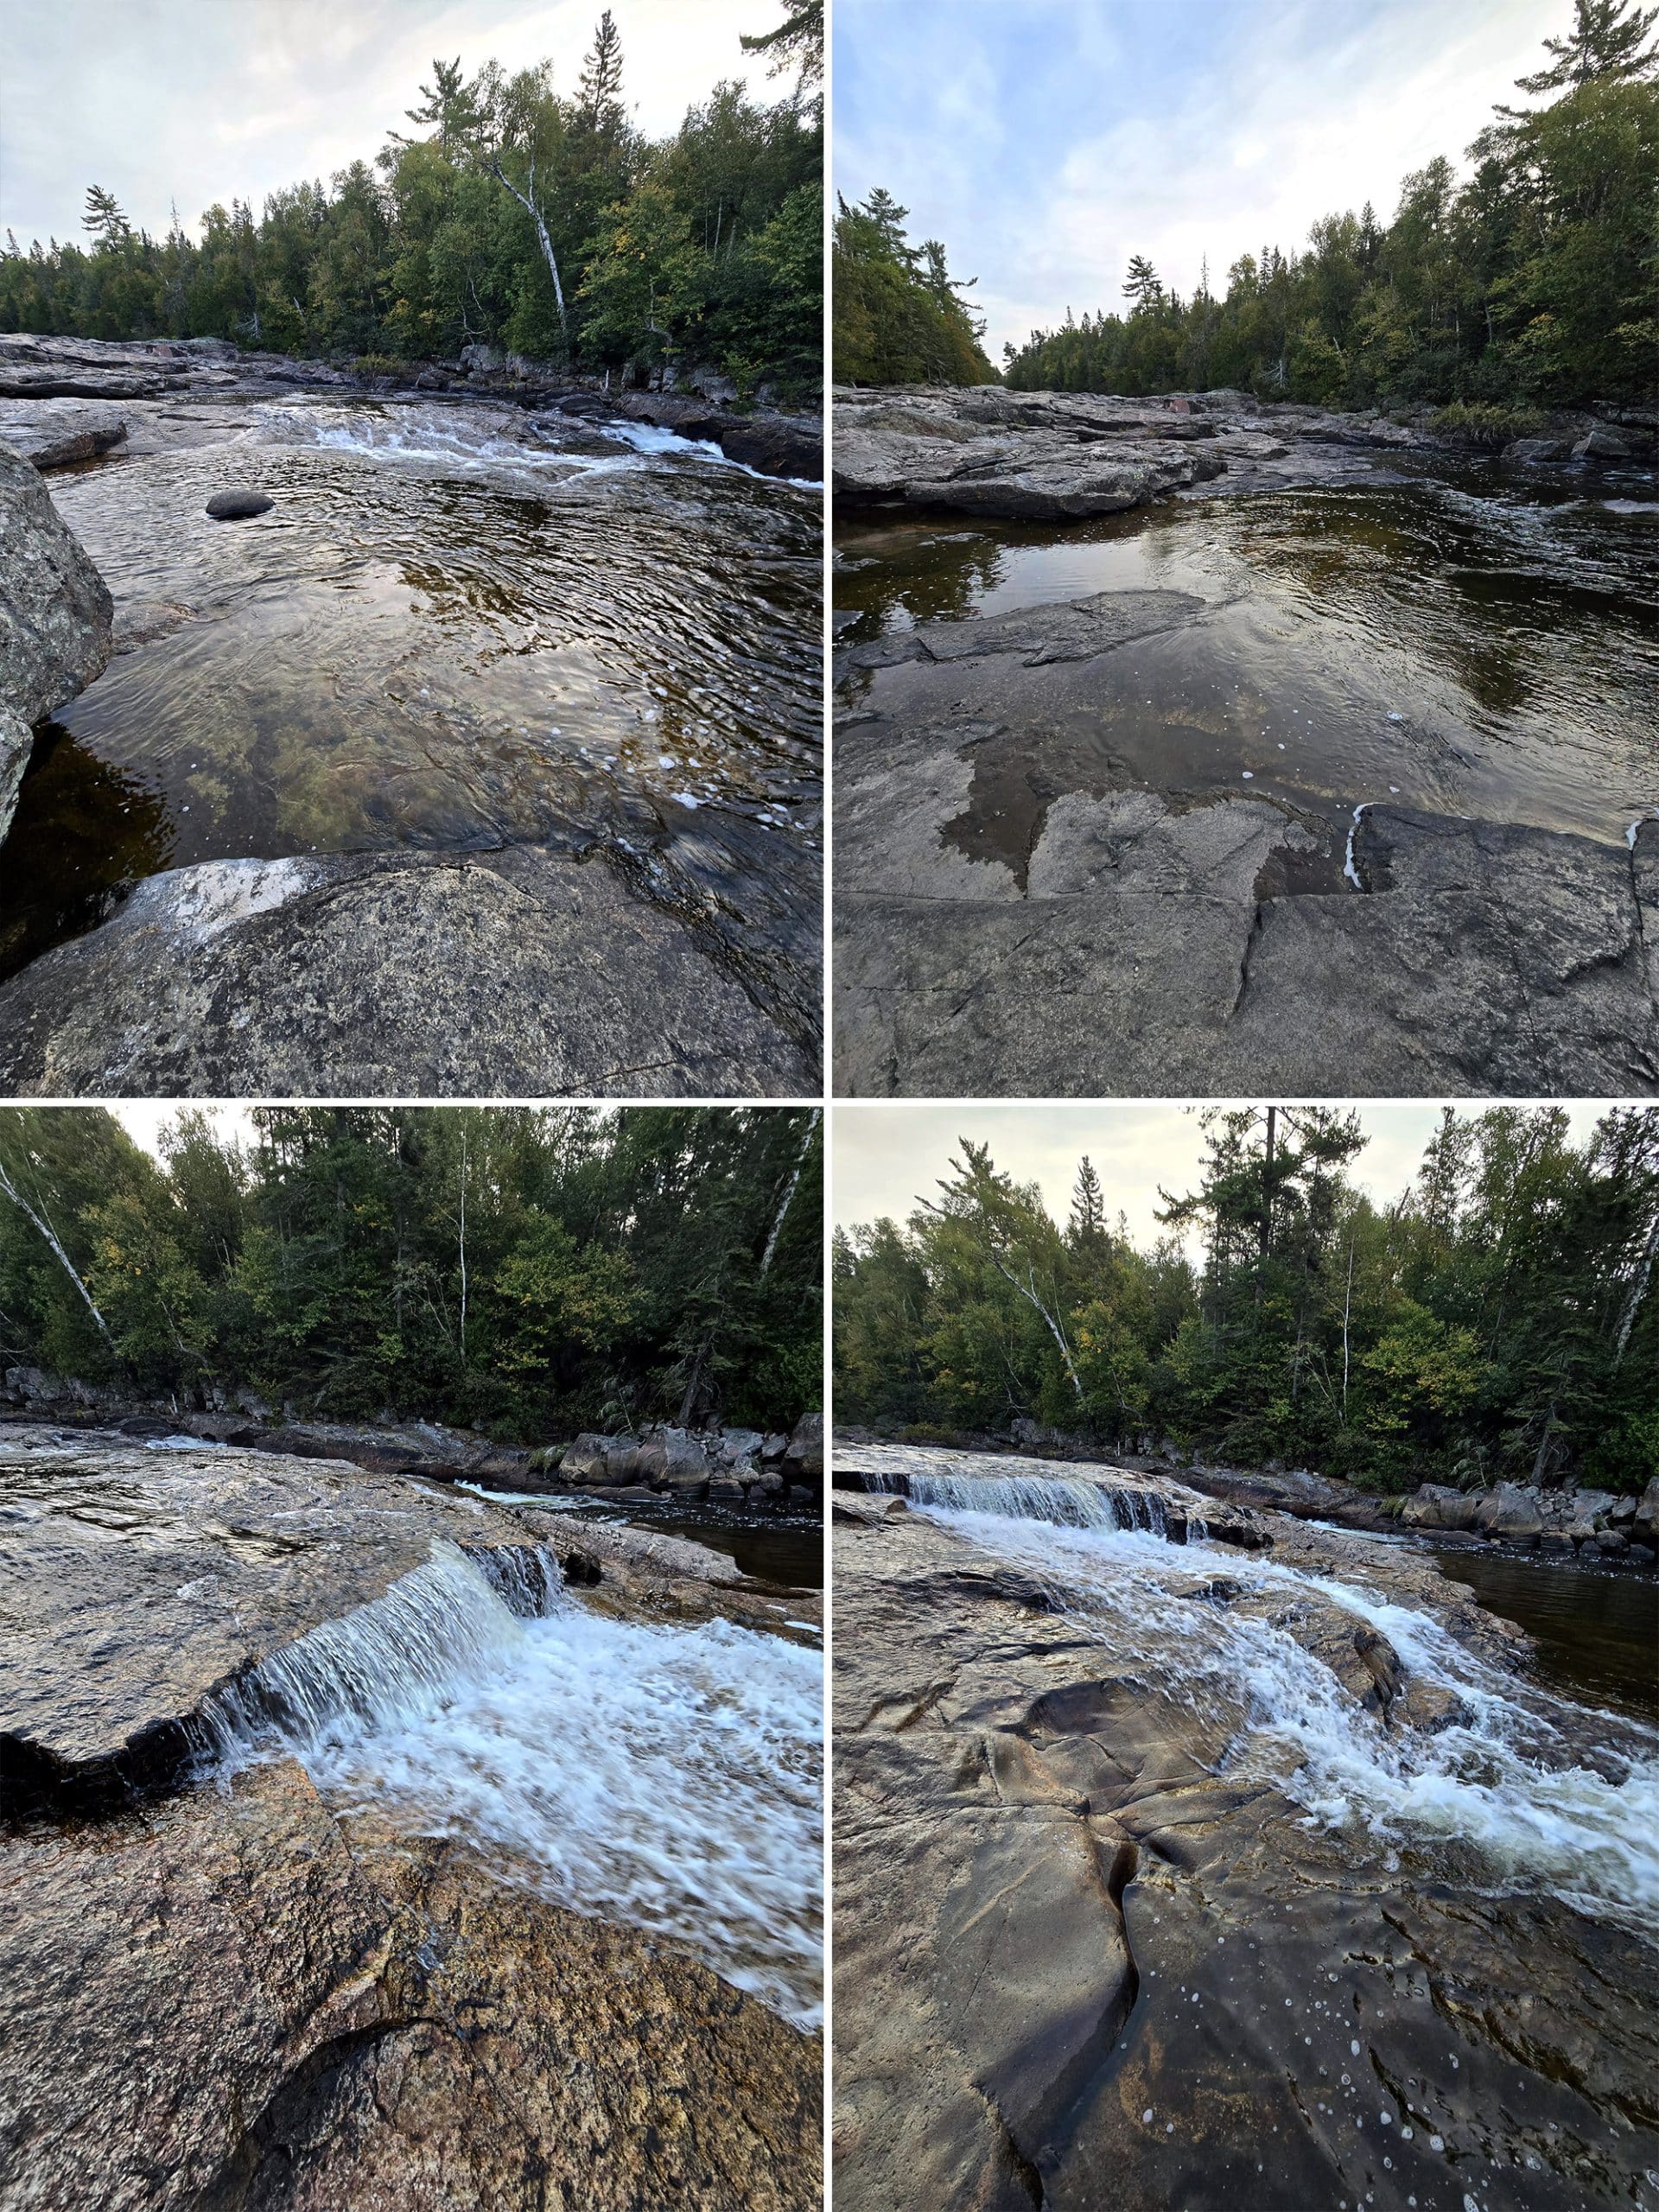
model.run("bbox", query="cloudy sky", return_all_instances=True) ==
[833,1103,1610,1251]
[834,0,1565,359]
[2,0,776,249]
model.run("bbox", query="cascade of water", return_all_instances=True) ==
[925,1499,1659,1937]
[862,1460,1185,1535]
[195,1540,562,1764]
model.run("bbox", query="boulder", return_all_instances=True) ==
[1573,424,1634,462]
[783,1409,823,1487]
[1596,1527,1629,1554]
[761,1432,790,1461]
[1472,1481,1544,1541]
[204,489,273,519]
[1609,1494,1637,1523]
[635,1427,714,1498]
[460,344,505,376]
[1506,435,1572,464]
[0,442,113,842]
[561,1433,639,1486]
[1634,1476,1659,1544]
[0,842,817,1098]
[1626,1541,1656,1567]
[1401,1483,1478,1532]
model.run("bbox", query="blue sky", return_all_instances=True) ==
[1,2,776,250]
[834,0,1565,359]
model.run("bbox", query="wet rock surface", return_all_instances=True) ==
[832,1465,1659,2212]
[2,1760,820,2211]
[0,398,129,469]
[0,1421,821,2207]
[834,589,1659,1095]
[0,834,818,1097]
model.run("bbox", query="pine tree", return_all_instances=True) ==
[1070,1157,1107,1248]
[579,10,626,138]
[1516,0,1659,92]
[1122,253,1162,309]
[82,186,129,244]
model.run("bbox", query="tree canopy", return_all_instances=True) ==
[0,4,822,394]
[833,1105,1659,1493]
[1003,0,1658,410]
[832,188,998,385]
[0,1106,822,1440]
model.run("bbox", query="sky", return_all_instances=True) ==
[833,1102,1611,1252]
[834,0,1566,359]
[0,0,777,249]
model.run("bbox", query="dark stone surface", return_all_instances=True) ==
[0,836,818,1097]
[205,488,274,518]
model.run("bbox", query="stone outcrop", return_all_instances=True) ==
[556,1418,821,1503]
[835,385,1226,518]
[0,398,128,469]
[0,840,817,1097]
[0,442,114,842]
[1401,1482,1480,1532]
[835,591,1659,1093]
[832,1477,1658,2212]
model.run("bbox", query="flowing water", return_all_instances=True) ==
[198,1538,823,2027]
[861,1449,1659,1945]
[836,454,1659,860]
[2,391,822,978]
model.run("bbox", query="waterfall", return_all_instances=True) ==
[861,1458,1189,1541]
[195,1540,563,1764]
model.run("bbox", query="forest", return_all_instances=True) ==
[833,1106,1659,1493]
[1005,0,1657,413]
[0,3,822,394]
[0,1106,822,1440]
[831,187,997,385]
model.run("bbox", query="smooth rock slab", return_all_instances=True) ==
[0,842,817,1097]
[0,399,129,469]
[0,1425,556,1795]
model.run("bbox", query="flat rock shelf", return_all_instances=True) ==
[833,384,1659,1097]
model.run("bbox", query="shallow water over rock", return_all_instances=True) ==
[836,458,1659,859]
[2,392,821,978]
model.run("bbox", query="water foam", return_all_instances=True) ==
[199,1539,823,2024]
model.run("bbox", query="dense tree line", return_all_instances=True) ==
[834,1106,1659,1493]
[0,1106,822,1439]
[832,188,997,385]
[0,5,822,395]
[1004,0,1658,416]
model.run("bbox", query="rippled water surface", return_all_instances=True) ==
[3,392,821,976]
[836,456,1659,849]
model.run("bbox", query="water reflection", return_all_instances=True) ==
[0,728,170,977]
[6,392,820,976]
[835,459,1659,845]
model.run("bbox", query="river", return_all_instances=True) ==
[2,391,822,980]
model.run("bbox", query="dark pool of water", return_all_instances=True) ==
[3,393,821,979]
[835,455,1659,853]
[1433,1544,1659,1721]
[554,1494,823,1590]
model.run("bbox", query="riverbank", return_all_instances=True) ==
[833,384,1658,1097]
[0,1424,823,2207]
[0,336,823,1096]
[831,1440,1659,2211]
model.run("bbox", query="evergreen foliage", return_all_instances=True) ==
[0,5,822,394]
[0,1107,822,1440]
[1003,0,1658,408]
[833,1106,1659,1492]
[832,188,997,385]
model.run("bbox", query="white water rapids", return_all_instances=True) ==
[878,1464,1659,1941]
[196,1540,823,2027]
